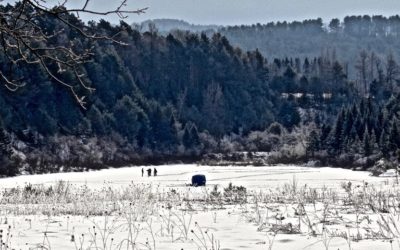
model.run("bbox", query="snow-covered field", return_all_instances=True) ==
[0,164,398,250]
[0,164,388,189]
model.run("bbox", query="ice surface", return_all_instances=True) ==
[0,164,396,250]
[0,164,388,189]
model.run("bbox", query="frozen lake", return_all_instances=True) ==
[0,165,398,250]
[0,164,391,190]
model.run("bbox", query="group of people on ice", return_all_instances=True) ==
[142,168,158,177]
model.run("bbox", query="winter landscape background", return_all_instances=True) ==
[0,0,400,249]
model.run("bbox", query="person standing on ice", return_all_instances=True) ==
[141,168,144,177]
[147,168,152,177]
[154,168,158,177]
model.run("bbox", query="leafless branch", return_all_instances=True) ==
[0,0,147,109]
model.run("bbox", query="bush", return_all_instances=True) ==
[223,183,247,203]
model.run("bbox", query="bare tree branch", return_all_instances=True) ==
[0,0,147,109]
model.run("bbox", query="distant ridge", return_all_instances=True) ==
[134,19,220,33]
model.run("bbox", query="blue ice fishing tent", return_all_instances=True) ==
[191,174,206,186]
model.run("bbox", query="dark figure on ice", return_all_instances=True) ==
[154,168,158,177]
[141,168,144,177]
[147,168,152,177]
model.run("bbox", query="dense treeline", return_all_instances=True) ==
[1,3,400,175]
[197,52,400,168]
[304,95,400,169]
[0,6,288,175]
[219,15,400,79]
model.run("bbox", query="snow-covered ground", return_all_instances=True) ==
[0,165,398,250]
[0,164,390,189]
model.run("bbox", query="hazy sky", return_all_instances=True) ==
[8,0,400,25]
[72,0,400,25]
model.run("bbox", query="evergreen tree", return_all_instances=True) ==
[182,123,192,149]
[87,105,106,135]
[329,109,345,154]
[363,130,372,156]
[390,122,400,149]
[307,130,320,157]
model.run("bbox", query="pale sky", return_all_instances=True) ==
[6,0,400,25]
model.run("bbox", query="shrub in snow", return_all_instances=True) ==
[370,158,394,176]
[223,183,247,203]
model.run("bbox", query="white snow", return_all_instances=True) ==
[379,169,398,177]
[0,164,389,189]
[0,164,397,250]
